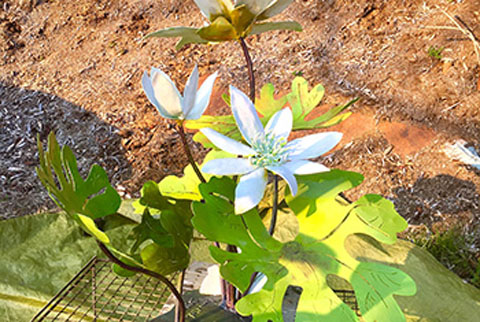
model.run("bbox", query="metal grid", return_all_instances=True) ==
[333,289,360,315]
[32,257,176,322]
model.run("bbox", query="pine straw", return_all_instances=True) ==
[0,83,131,219]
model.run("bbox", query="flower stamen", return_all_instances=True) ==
[250,132,289,167]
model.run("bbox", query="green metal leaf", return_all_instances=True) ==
[250,21,302,35]
[156,150,233,201]
[35,132,190,277]
[352,194,408,245]
[130,209,174,253]
[36,132,121,226]
[192,173,416,321]
[74,214,110,244]
[289,76,325,119]
[138,205,193,275]
[286,77,357,130]
[134,181,194,275]
[255,83,288,119]
[285,170,364,219]
[144,27,208,50]
[186,115,242,149]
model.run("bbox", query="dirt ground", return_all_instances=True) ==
[1,0,480,284]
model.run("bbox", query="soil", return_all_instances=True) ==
[1,0,480,283]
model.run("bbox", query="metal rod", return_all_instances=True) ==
[214,241,229,306]
[31,257,98,321]
[92,262,96,319]
[176,122,206,183]
[268,175,279,235]
[239,37,256,103]
[96,242,186,322]
[175,269,186,322]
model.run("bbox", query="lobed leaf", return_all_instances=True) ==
[135,181,194,275]
[287,76,357,130]
[36,132,121,226]
[192,172,415,321]
[36,132,190,277]
[255,83,288,120]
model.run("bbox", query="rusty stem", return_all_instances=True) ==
[96,241,186,322]
[176,122,206,183]
[239,37,256,103]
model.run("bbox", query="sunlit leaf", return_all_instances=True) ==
[186,115,241,148]
[156,150,233,201]
[192,173,416,321]
[255,83,288,119]
[74,214,110,244]
[287,77,357,130]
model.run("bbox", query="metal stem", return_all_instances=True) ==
[239,37,256,103]
[175,269,186,322]
[268,175,279,235]
[177,122,206,183]
[243,176,279,297]
[96,242,186,322]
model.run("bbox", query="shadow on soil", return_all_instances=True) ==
[0,82,131,219]
[392,173,480,227]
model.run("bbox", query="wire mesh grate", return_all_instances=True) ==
[31,257,176,322]
[333,289,360,315]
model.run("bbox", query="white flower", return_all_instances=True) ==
[201,86,343,214]
[142,65,218,120]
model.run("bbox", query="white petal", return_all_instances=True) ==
[200,265,223,296]
[182,65,199,117]
[202,158,256,176]
[235,168,267,214]
[142,71,170,118]
[285,132,342,160]
[248,273,267,294]
[236,0,275,16]
[283,160,329,175]
[187,71,218,120]
[264,108,292,140]
[258,0,293,19]
[194,0,232,20]
[151,67,183,118]
[201,128,255,155]
[230,85,264,145]
[266,165,298,196]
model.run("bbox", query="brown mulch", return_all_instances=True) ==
[1,0,480,261]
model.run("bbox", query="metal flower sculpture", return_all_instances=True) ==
[142,65,218,120]
[201,86,342,214]
[146,0,302,49]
